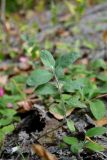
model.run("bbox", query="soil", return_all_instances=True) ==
[1,107,107,160]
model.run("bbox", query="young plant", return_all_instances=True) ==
[26,50,107,155]
[63,126,107,154]
[0,75,27,143]
[27,50,80,119]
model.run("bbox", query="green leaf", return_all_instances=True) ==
[0,118,13,126]
[62,94,71,101]
[71,142,84,154]
[67,119,75,132]
[27,69,53,87]
[89,100,106,120]
[49,103,65,116]
[0,131,5,142]
[83,81,99,99]
[97,73,107,82]
[56,52,80,68]
[85,142,104,152]
[91,59,106,70]
[100,83,107,94]
[66,96,87,108]
[5,75,27,95]
[2,124,15,134]
[55,66,64,79]
[0,109,16,117]
[36,83,58,95]
[86,127,107,137]
[63,78,85,93]
[63,136,78,145]
[65,1,76,15]
[11,75,27,83]
[0,95,22,108]
[40,50,55,69]
[83,40,96,49]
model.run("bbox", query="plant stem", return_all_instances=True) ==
[53,70,67,122]
[33,122,64,141]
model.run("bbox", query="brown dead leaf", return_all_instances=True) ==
[24,88,34,94]
[94,117,107,127]
[32,144,58,160]
[0,75,8,86]
[56,28,69,37]
[87,0,95,6]
[59,14,71,22]
[0,63,9,71]
[18,62,31,71]
[5,22,11,32]
[103,30,107,44]
[64,68,69,74]
[77,58,88,65]
[17,100,32,112]
[90,77,96,82]
[13,67,20,75]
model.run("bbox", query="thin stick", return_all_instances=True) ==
[32,122,64,141]
[53,70,67,122]
[95,94,107,99]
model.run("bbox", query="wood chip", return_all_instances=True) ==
[32,144,58,160]
[94,117,107,127]
[103,30,107,44]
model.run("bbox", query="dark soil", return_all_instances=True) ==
[1,107,107,160]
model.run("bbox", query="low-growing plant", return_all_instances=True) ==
[1,49,107,155]
[63,126,107,154]
[27,50,107,155]
[0,75,27,143]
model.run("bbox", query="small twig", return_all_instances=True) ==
[32,122,64,141]
[95,93,107,99]
[85,136,97,144]
[53,70,67,122]
[91,93,107,101]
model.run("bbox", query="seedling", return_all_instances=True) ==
[27,50,107,155]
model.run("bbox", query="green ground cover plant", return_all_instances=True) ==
[0,49,107,157]
[26,50,107,154]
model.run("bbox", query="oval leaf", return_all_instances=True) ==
[2,124,15,134]
[67,119,75,132]
[70,142,84,154]
[85,142,104,152]
[40,50,55,69]
[36,83,57,95]
[86,127,107,137]
[27,69,53,87]
[56,52,80,68]
[90,100,106,120]
[49,103,74,120]
[63,136,78,145]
